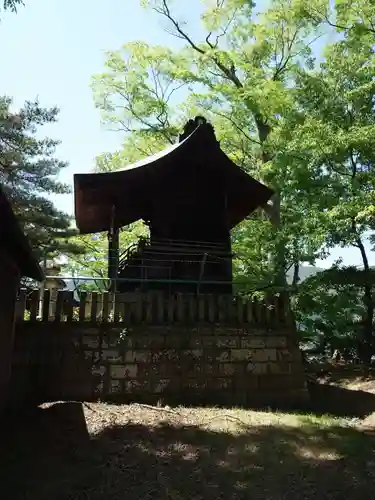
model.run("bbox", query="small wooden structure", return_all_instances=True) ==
[0,186,43,412]
[74,117,273,294]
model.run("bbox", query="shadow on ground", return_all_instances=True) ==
[1,399,375,500]
[104,381,375,419]
[307,380,375,418]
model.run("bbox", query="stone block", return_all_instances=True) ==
[265,337,287,348]
[135,336,165,349]
[83,336,99,349]
[214,327,238,336]
[164,362,186,377]
[165,335,187,349]
[231,349,252,361]
[204,349,215,361]
[110,380,121,394]
[149,351,165,363]
[189,363,205,375]
[202,363,216,375]
[124,350,136,363]
[183,349,204,360]
[189,336,203,348]
[241,329,268,336]
[182,378,204,390]
[135,351,149,362]
[124,350,149,363]
[252,349,277,362]
[141,362,163,377]
[216,350,230,362]
[160,349,180,362]
[120,337,134,349]
[110,364,138,379]
[144,326,166,336]
[214,378,232,389]
[202,336,217,347]
[94,380,104,394]
[154,379,171,394]
[148,362,167,377]
[106,334,120,348]
[241,337,266,349]
[198,327,214,336]
[92,365,106,376]
[218,363,236,376]
[124,379,147,393]
[217,337,238,348]
[71,338,80,350]
[247,362,268,375]
[102,349,122,362]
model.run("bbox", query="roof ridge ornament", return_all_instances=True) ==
[178,115,215,142]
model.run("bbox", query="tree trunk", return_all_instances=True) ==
[356,236,374,367]
[292,262,300,288]
[264,192,287,287]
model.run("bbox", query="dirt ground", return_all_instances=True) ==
[2,375,375,500]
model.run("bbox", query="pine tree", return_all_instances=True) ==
[0,97,82,260]
[1,0,24,15]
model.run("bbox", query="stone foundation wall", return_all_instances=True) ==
[9,323,308,408]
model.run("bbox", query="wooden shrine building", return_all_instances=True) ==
[74,117,273,294]
[0,186,44,412]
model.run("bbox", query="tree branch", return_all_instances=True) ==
[209,108,261,145]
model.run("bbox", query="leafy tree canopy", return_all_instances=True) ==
[0,98,82,260]
[73,0,375,362]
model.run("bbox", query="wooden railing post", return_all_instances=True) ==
[66,291,74,322]
[15,289,26,321]
[102,292,109,322]
[176,294,185,322]
[15,289,284,327]
[90,292,98,323]
[198,295,205,322]
[188,295,196,323]
[29,290,39,321]
[208,295,215,323]
[236,296,243,324]
[156,293,164,323]
[42,290,51,322]
[54,291,64,323]
[167,296,175,323]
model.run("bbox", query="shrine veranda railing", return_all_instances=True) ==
[15,288,290,327]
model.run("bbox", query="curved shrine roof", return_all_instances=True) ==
[74,120,274,234]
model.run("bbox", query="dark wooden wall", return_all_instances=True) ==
[0,248,20,413]
[149,162,230,244]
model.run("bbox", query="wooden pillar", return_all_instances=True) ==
[107,205,119,293]
[224,192,233,295]
[0,249,20,414]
